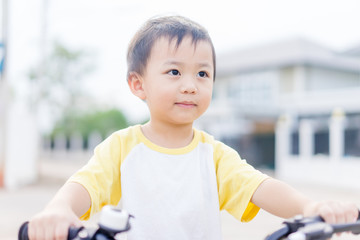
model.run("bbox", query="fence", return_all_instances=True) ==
[276,109,360,190]
[41,131,105,162]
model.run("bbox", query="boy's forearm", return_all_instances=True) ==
[251,178,312,218]
[45,182,91,218]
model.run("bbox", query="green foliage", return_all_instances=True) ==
[28,41,95,116]
[51,108,129,139]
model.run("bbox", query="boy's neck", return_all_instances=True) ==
[141,121,194,149]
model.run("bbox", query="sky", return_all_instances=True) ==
[6,0,360,123]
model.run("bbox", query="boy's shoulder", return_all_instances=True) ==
[195,128,215,142]
[101,125,141,146]
[112,124,140,136]
[195,128,234,151]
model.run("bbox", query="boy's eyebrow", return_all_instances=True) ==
[197,62,213,69]
[164,60,213,69]
[163,60,183,66]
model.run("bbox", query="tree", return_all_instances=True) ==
[28,41,96,127]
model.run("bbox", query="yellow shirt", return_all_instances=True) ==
[69,125,268,240]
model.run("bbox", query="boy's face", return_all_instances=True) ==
[139,36,214,126]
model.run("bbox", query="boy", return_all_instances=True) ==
[28,15,358,240]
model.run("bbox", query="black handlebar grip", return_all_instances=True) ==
[18,222,84,240]
[18,222,29,240]
[68,226,84,239]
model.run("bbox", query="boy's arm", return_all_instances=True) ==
[46,182,91,217]
[28,182,91,240]
[251,178,359,223]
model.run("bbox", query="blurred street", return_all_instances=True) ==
[1,158,360,240]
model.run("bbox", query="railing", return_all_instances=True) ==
[40,131,105,161]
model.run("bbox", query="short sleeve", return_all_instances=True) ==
[214,142,269,222]
[67,133,122,220]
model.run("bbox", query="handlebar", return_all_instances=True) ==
[18,223,83,240]
[19,205,359,240]
[265,211,360,240]
[18,206,133,240]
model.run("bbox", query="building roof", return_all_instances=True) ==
[342,44,360,57]
[216,38,360,77]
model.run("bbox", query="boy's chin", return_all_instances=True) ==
[170,119,196,126]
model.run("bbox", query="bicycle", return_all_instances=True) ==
[18,205,133,240]
[265,211,360,240]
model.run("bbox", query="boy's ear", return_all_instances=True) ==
[128,72,146,100]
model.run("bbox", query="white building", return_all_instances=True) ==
[197,38,360,189]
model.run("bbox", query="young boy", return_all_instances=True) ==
[28,15,358,240]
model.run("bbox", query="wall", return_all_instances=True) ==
[1,0,44,189]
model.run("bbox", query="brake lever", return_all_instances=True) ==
[265,215,324,240]
[286,210,360,240]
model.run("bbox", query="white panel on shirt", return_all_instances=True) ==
[121,142,222,240]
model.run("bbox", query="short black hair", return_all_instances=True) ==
[127,15,216,80]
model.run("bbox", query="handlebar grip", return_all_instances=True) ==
[18,222,29,240]
[18,222,83,240]
[68,226,84,239]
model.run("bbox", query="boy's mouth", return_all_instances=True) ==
[175,101,197,108]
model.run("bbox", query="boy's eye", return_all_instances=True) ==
[197,71,208,78]
[168,69,180,76]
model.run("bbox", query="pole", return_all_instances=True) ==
[0,0,9,187]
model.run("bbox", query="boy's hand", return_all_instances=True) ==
[303,200,359,224]
[28,205,82,240]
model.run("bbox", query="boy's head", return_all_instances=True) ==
[127,15,216,81]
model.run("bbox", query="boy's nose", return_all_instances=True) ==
[181,86,197,94]
[180,77,197,94]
